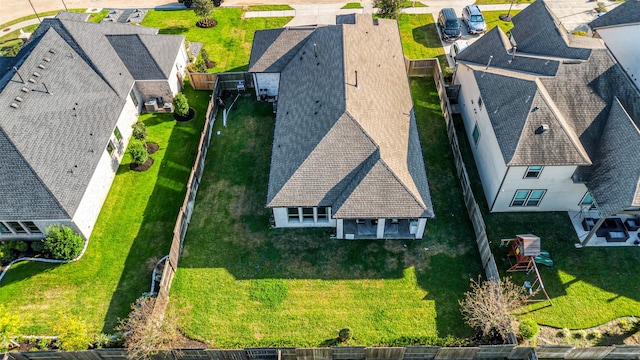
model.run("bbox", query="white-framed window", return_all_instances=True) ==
[23,221,41,234]
[317,207,329,222]
[472,122,481,146]
[478,96,483,110]
[0,222,11,234]
[302,207,314,221]
[524,165,543,179]
[107,140,115,156]
[114,127,123,142]
[511,189,546,207]
[580,192,594,207]
[287,207,299,222]
[7,221,27,234]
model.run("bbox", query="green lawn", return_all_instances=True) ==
[402,1,427,7]
[341,3,364,9]
[483,10,520,33]
[169,77,482,347]
[247,5,293,11]
[397,14,445,61]
[0,85,209,335]
[142,9,292,72]
[452,114,640,330]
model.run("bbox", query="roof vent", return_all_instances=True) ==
[21,87,29,93]
[33,72,41,77]
[43,57,51,62]
[49,48,56,54]
[28,78,36,83]
[10,103,19,109]
[15,96,23,102]
[535,124,549,134]
[38,64,46,69]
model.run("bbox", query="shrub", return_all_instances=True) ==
[31,240,45,253]
[13,241,28,254]
[0,304,20,351]
[518,319,539,340]
[129,141,149,165]
[201,48,210,63]
[572,31,587,36]
[132,121,148,142]
[93,333,113,349]
[589,330,602,340]
[596,2,607,13]
[53,312,90,351]
[43,225,84,260]
[338,328,351,342]
[574,329,587,339]
[559,328,571,338]
[173,93,190,117]
[0,243,15,265]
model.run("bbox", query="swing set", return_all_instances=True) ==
[501,234,552,305]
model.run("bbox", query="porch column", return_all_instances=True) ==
[581,217,607,247]
[415,218,428,239]
[376,218,385,239]
[252,73,260,100]
[336,219,344,239]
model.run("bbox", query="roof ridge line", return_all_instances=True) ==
[376,158,427,211]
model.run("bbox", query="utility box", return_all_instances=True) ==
[145,99,158,112]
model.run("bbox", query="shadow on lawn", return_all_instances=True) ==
[411,24,442,50]
[100,88,209,333]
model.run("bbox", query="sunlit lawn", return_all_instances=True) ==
[169,78,483,347]
[483,10,521,34]
[397,14,445,63]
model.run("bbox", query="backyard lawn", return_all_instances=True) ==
[452,114,640,330]
[0,85,209,335]
[142,9,292,72]
[169,77,483,347]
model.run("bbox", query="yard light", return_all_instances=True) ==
[27,0,41,23]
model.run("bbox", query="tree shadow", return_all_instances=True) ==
[411,24,442,50]
[160,26,190,35]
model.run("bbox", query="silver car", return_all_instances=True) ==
[462,5,487,34]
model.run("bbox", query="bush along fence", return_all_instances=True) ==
[8,345,640,360]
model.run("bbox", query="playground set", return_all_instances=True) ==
[501,234,553,304]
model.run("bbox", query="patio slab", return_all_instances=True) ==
[568,210,640,247]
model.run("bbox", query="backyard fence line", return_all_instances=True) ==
[151,77,222,320]
[7,345,640,360]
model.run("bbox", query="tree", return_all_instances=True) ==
[129,141,149,165]
[132,121,148,142]
[173,93,190,117]
[43,225,84,260]
[0,304,20,351]
[500,0,526,22]
[374,0,402,19]
[117,296,180,360]
[193,0,216,27]
[459,277,526,341]
[53,312,91,351]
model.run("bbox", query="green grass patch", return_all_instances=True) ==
[88,9,110,23]
[0,9,86,30]
[141,9,291,72]
[169,78,482,347]
[397,14,445,62]
[474,0,533,4]
[341,3,364,9]
[246,5,293,11]
[451,114,640,329]
[0,85,209,335]
[483,10,520,33]
[402,1,427,7]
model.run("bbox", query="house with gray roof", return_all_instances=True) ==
[248,14,434,240]
[453,0,640,245]
[588,0,640,90]
[0,12,188,241]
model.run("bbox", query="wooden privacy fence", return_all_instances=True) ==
[8,345,640,360]
[151,77,222,319]
[408,58,500,282]
[188,72,218,91]
[187,72,254,91]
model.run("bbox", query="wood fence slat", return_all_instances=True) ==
[295,348,332,360]
[434,347,478,360]
[364,348,405,360]
[565,347,614,359]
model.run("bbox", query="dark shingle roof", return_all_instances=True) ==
[0,16,184,220]
[107,35,165,80]
[261,14,434,218]
[510,0,598,60]
[588,98,640,215]
[589,0,640,29]
[248,27,316,73]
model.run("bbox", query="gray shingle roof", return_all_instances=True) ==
[589,0,640,29]
[588,98,640,215]
[107,35,166,80]
[0,16,183,220]
[248,27,316,73]
[510,0,599,60]
[260,14,434,218]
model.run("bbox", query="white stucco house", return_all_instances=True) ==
[248,14,435,240]
[0,12,188,241]
[589,0,640,91]
[453,0,640,244]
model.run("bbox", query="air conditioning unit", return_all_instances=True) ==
[144,99,158,112]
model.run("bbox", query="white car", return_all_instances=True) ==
[449,40,469,61]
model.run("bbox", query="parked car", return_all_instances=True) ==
[449,39,469,61]
[462,5,487,34]
[438,8,462,42]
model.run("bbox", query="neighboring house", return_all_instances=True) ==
[453,0,640,243]
[0,12,188,241]
[248,14,435,240]
[588,0,640,90]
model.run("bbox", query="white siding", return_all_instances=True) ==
[455,64,508,209]
[597,25,640,91]
[272,207,337,228]
[255,73,280,97]
[492,165,590,212]
[72,94,139,239]
[169,41,189,95]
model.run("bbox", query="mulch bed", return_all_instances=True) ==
[146,142,159,155]
[174,107,196,122]
[130,157,154,172]
[196,19,218,28]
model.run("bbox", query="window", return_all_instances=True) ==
[478,96,483,110]
[114,127,122,142]
[580,192,594,207]
[302,207,314,220]
[287,207,299,222]
[0,222,10,234]
[23,221,41,233]
[524,165,543,179]
[511,189,546,207]
[317,207,329,221]
[107,140,115,156]
[472,123,481,146]
[7,221,26,233]
[129,89,138,107]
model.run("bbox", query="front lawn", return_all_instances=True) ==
[0,85,208,335]
[169,77,482,347]
[483,10,521,33]
[247,5,293,11]
[342,3,363,9]
[474,0,533,4]
[141,9,292,72]
[397,14,445,61]
[452,114,640,330]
